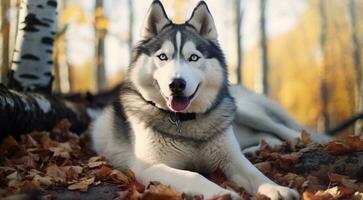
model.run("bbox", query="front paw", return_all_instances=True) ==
[257,183,299,200]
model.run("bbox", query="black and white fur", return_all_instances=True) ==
[92,1,308,199]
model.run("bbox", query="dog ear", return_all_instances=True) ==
[186,1,218,40]
[141,0,171,40]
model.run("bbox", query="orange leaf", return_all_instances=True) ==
[94,165,112,180]
[67,177,95,192]
[141,183,182,200]
[301,130,312,145]
[345,136,363,151]
[324,141,353,155]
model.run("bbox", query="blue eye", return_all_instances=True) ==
[157,53,168,61]
[188,54,200,62]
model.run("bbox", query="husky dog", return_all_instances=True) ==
[91,1,303,199]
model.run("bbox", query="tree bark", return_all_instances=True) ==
[1,0,10,84]
[8,0,58,93]
[348,0,363,136]
[95,0,107,92]
[235,0,244,84]
[319,0,330,132]
[0,84,91,139]
[257,0,269,95]
[295,150,363,180]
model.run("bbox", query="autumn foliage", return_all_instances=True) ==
[0,120,362,200]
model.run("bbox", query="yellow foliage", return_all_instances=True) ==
[242,0,363,134]
[61,6,88,25]
[95,17,108,30]
[95,7,104,17]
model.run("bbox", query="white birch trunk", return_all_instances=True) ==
[10,0,58,92]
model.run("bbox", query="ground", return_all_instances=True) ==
[0,120,362,200]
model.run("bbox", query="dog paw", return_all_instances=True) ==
[257,183,299,200]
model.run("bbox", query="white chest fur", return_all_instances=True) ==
[129,115,229,173]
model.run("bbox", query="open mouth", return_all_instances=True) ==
[167,84,200,112]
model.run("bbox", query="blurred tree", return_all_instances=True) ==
[1,0,10,84]
[318,0,330,133]
[128,0,134,58]
[9,0,58,93]
[348,0,363,136]
[257,0,269,95]
[53,0,71,93]
[172,0,187,23]
[235,0,244,84]
[94,0,107,91]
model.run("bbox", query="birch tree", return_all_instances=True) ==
[128,0,134,57]
[9,0,58,93]
[347,0,363,136]
[94,0,107,91]
[257,0,269,95]
[235,0,244,84]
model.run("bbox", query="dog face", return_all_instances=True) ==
[130,0,228,113]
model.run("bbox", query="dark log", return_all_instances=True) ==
[295,150,363,180]
[0,84,91,139]
[327,112,363,135]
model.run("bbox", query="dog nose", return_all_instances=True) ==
[169,78,186,93]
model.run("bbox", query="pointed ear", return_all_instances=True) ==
[141,0,171,40]
[186,1,218,40]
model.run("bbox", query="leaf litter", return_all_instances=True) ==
[0,120,362,199]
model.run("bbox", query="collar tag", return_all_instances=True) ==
[169,113,181,134]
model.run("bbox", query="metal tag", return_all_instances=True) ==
[169,113,181,134]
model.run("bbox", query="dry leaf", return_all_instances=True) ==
[254,161,272,173]
[141,183,182,200]
[19,180,42,193]
[87,161,106,168]
[110,169,130,184]
[67,177,95,192]
[345,136,363,151]
[46,164,66,183]
[301,130,312,145]
[95,165,113,180]
[88,156,103,163]
[324,141,353,155]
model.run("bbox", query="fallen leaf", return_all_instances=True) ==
[141,182,182,200]
[110,169,130,184]
[88,156,103,163]
[345,136,363,151]
[254,161,272,173]
[94,165,113,180]
[301,130,312,145]
[315,186,346,199]
[324,141,353,155]
[46,164,66,183]
[87,161,106,168]
[19,180,42,193]
[303,191,330,200]
[67,177,95,192]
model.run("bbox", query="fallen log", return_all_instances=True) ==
[295,150,363,180]
[0,84,91,138]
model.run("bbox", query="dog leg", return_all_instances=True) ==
[222,128,299,200]
[135,163,241,199]
[235,107,301,142]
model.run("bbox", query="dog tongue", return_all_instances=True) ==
[169,96,190,112]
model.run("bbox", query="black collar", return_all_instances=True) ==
[146,101,196,122]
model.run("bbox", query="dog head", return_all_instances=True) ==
[130,0,228,113]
